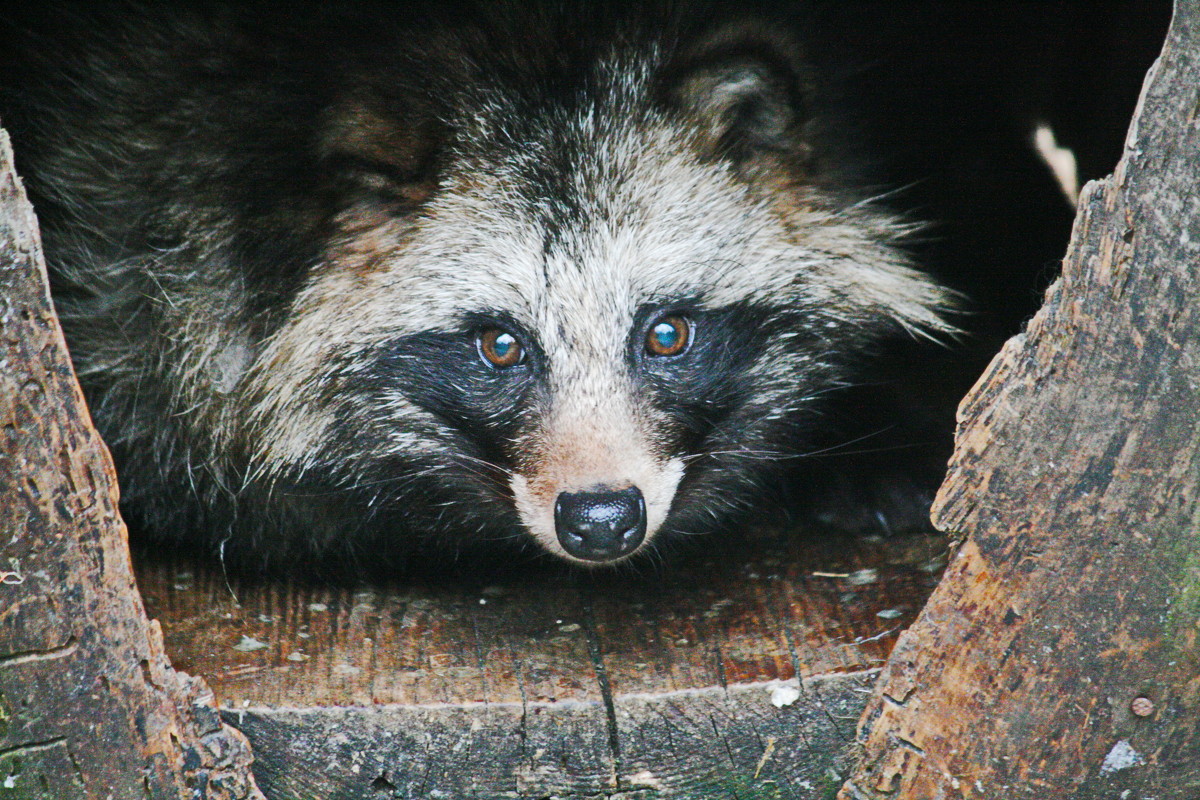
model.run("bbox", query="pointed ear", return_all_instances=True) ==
[663,24,813,162]
[320,91,444,208]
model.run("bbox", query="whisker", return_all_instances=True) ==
[687,424,928,466]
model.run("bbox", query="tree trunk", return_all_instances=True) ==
[840,2,1199,797]
[0,130,264,800]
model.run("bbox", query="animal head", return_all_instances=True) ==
[13,3,951,568]
[239,15,952,565]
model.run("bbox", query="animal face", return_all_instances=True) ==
[242,42,949,565]
[3,4,952,569]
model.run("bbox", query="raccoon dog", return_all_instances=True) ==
[0,2,955,571]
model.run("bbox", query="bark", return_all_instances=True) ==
[0,128,264,800]
[840,2,1200,797]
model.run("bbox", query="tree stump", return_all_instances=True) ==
[840,1,1200,797]
[137,529,945,798]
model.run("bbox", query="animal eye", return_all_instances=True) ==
[477,328,526,368]
[645,316,691,357]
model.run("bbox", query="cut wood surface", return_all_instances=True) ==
[0,129,264,800]
[138,530,946,799]
[841,2,1199,798]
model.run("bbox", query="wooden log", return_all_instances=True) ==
[138,530,946,798]
[0,129,264,799]
[839,2,1200,797]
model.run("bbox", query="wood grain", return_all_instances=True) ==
[0,128,264,800]
[840,3,1200,797]
[138,530,946,798]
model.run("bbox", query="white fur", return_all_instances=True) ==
[233,56,952,558]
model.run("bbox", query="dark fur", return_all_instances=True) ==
[2,1,1148,575]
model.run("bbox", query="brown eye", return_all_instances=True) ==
[477,328,525,368]
[645,315,690,357]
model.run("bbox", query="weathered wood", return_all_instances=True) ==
[0,128,264,800]
[840,3,1200,798]
[138,531,946,798]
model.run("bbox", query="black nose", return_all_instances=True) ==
[554,485,647,562]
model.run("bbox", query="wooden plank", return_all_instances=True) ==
[0,127,264,799]
[839,3,1200,797]
[137,531,945,798]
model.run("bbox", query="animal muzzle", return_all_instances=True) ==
[554,485,647,561]
[508,451,684,566]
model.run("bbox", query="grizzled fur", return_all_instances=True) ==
[1,1,956,572]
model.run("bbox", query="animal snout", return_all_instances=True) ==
[554,485,647,562]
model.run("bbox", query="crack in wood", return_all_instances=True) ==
[0,637,78,667]
[581,593,623,790]
[793,643,856,742]
[137,658,161,692]
[782,631,820,753]
[0,736,68,760]
[415,737,435,798]
[708,712,738,770]
[514,643,532,772]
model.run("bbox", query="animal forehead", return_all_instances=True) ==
[453,49,691,218]
[423,155,762,344]
[445,116,768,302]
[384,58,802,335]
